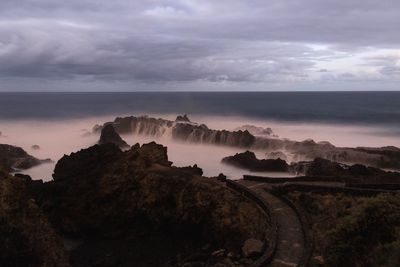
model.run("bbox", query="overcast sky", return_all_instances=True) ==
[0,0,399,91]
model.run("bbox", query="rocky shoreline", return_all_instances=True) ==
[0,144,51,172]
[0,134,272,266]
[93,115,400,171]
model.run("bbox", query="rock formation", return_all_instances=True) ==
[175,114,191,122]
[222,151,289,172]
[292,157,400,183]
[235,125,276,137]
[93,115,400,170]
[98,123,129,149]
[0,171,70,266]
[0,144,51,172]
[11,141,270,266]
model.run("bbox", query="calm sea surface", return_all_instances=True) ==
[0,92,399,129]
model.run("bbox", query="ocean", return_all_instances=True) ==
[1,91,399,180]
[1,92,400,128]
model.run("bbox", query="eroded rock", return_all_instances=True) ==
[222,151,289,172]
[0,144,51,172]
[98,124,129,149]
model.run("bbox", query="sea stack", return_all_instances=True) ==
[98,124,129,149]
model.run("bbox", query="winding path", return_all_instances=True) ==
[237,180,305,267]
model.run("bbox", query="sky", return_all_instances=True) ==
[0,0,399,91]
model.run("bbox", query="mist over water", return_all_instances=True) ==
[1,91,399,180]
[1,113,400,181]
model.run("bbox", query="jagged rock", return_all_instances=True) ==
[95,114,400,170]
[175,114,191,122]
[222,151,289,172]
[0,172,70,266]
[241,238,264,258]
[33,142,270,265]
[0,144,51,172]
[98,124,129,149]
[235,125,275,137]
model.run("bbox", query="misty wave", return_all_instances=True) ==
[1,114,400,181]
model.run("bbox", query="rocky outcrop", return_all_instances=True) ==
[292,157,400,183]
[0,171,70,267]
[93,115,400,170]
[175,114,191,122]
[235,125,276,137]
[26,142,270,266]
[222,151,289,172]
[98,124,129,149]
[93,116,400,170]
[172,123,256,147]
[0,144,51,172]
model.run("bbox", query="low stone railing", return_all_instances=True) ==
[225,179,279,267]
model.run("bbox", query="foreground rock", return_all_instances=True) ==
[0,144,51,172]
[93,115,400,170]
[0,171,70,266]
[98,124,129,149]
[222,151,289,172]
[30,142,270,266]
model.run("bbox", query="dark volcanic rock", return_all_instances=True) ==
[175,114,191,122]
[305,157,347,177]
[222,151,289,172]
[172,123,255,148]
[293,157,400,183]
[95,115,400,170]
[0,172,70,267]
[0,144,51,172]
[33,142,270,266]
[98,124,129,149]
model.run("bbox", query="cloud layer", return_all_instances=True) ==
[0,0,399,91]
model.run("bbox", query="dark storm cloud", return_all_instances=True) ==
[0,0,399,90]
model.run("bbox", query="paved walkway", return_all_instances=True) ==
[238,180,304,267]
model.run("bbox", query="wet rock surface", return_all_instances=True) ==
[94,115,400,170]
[222,151,289,172]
